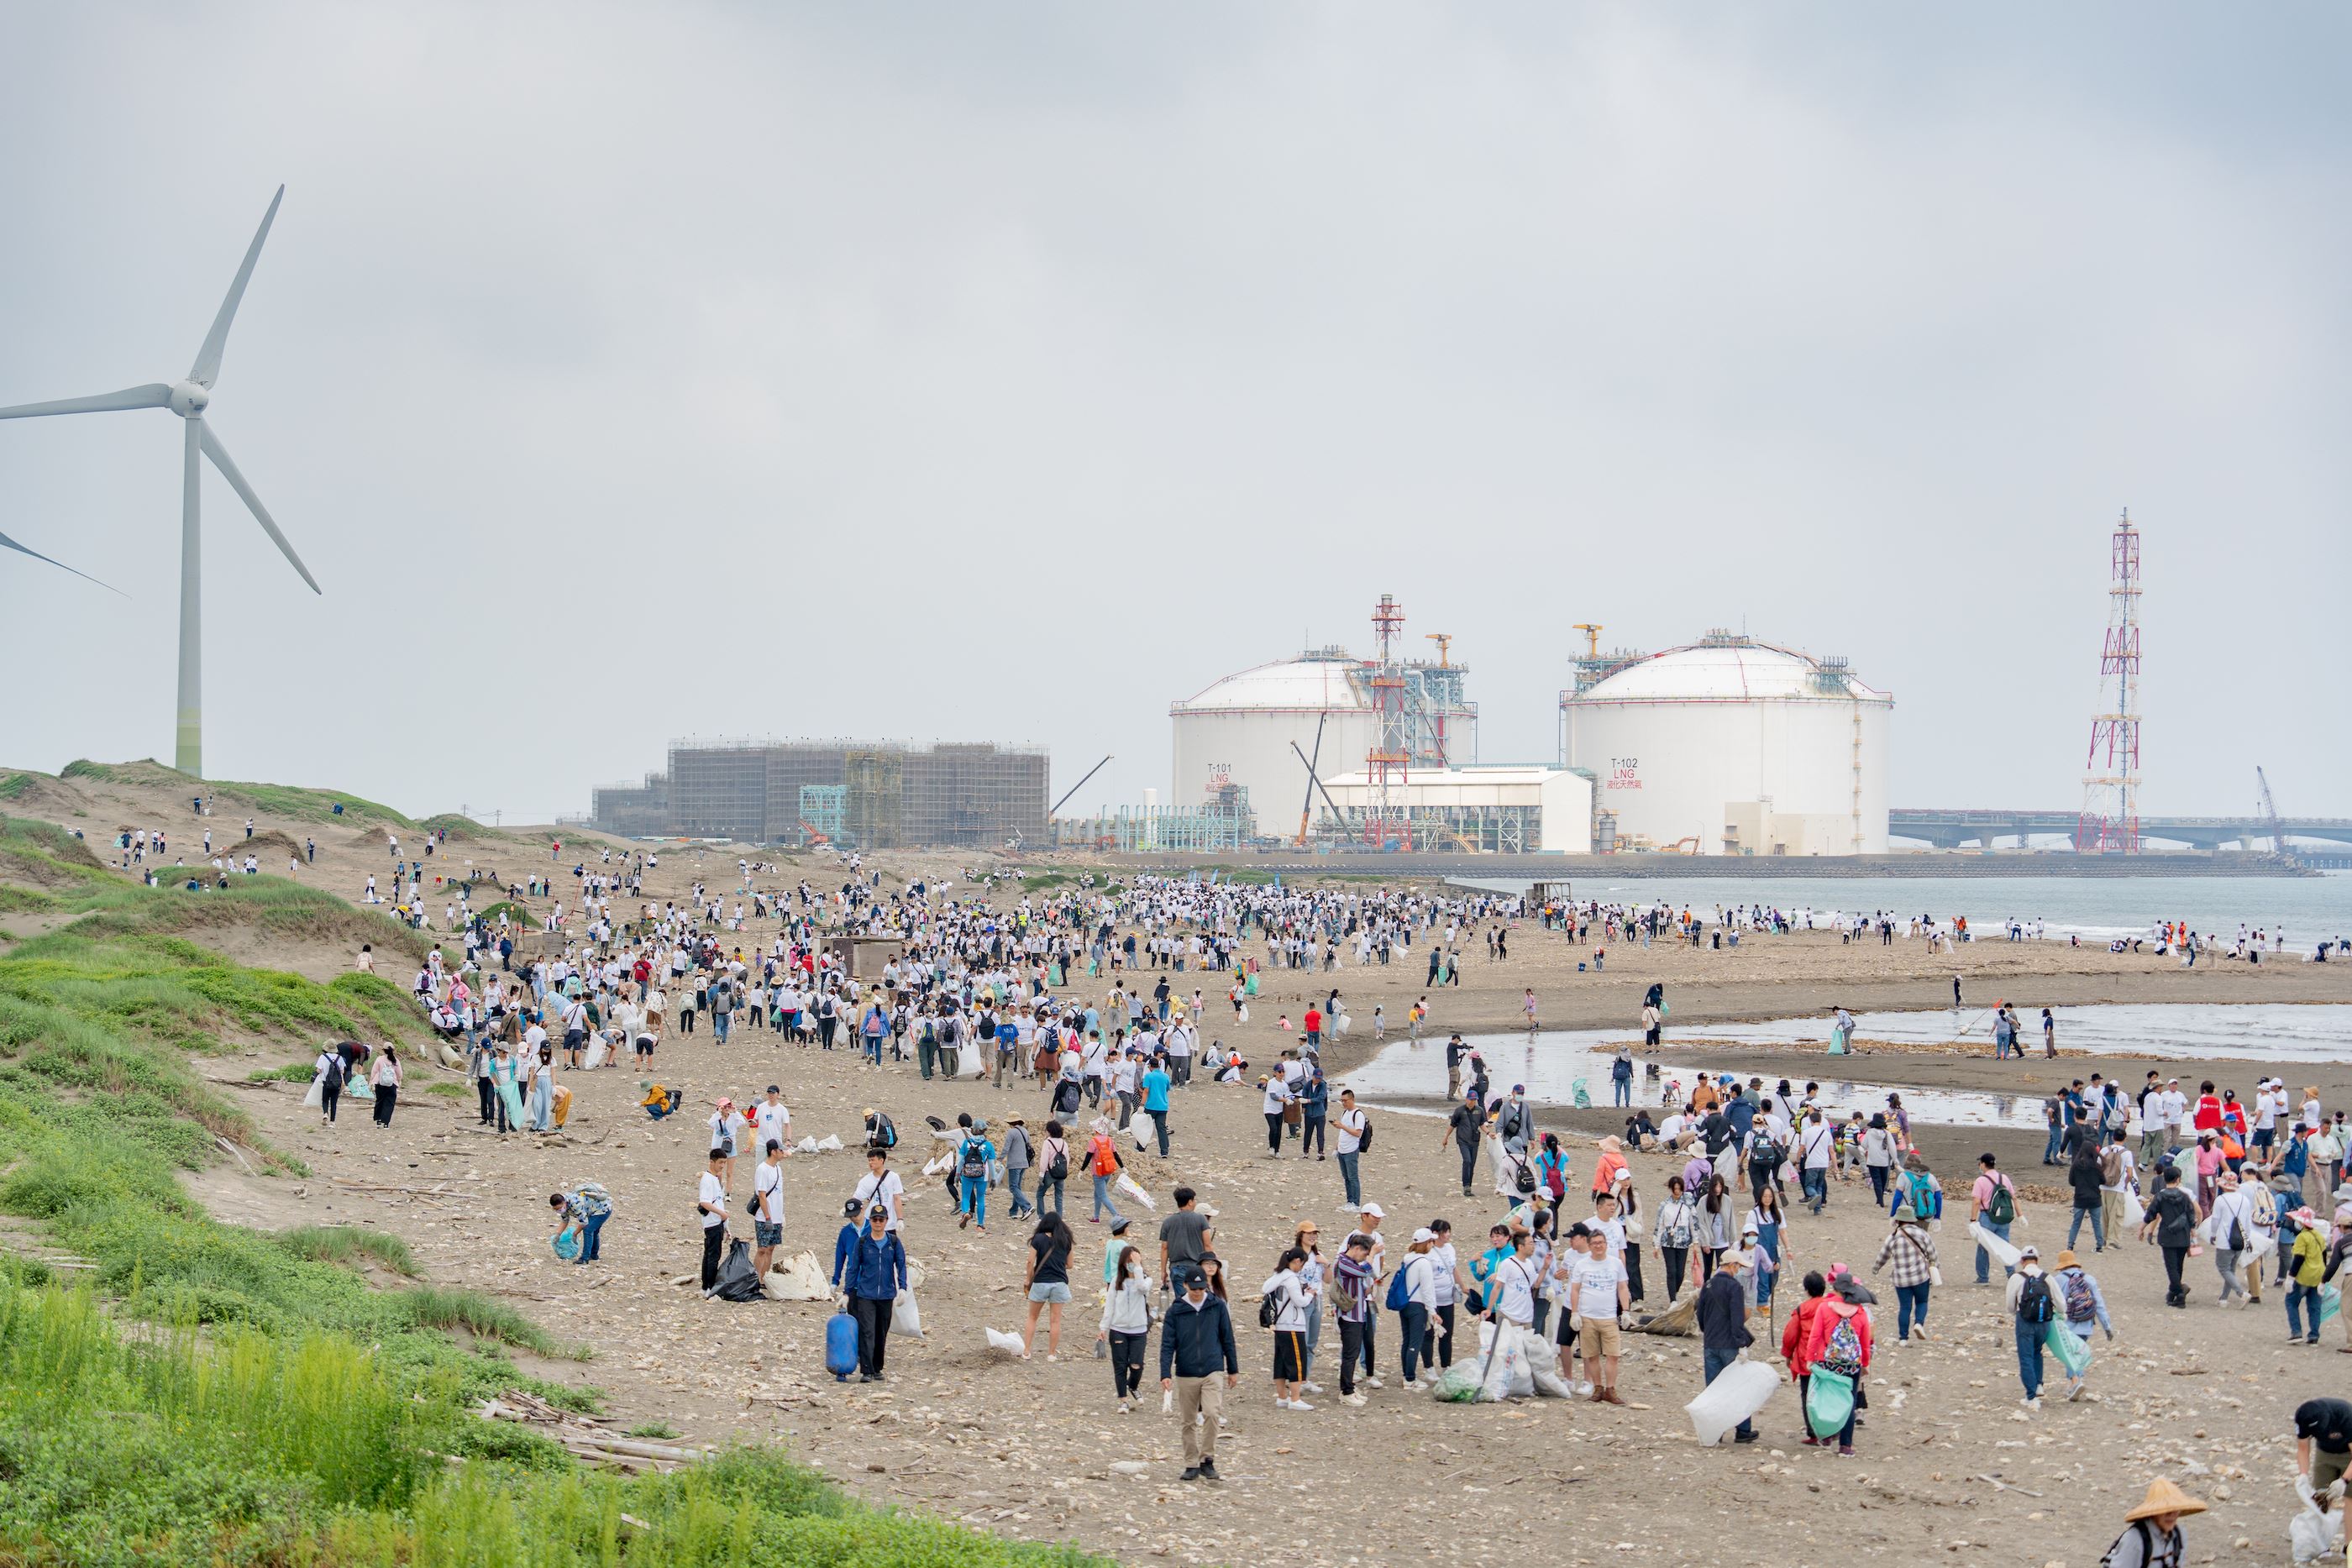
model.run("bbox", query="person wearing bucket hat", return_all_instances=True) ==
[2095,1477,2205,1567]
[2284,1205,2329,1345]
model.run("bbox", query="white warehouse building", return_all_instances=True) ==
[1316,765,1593,853]
[1169,648,1475,827]
[1561,633,1893,856]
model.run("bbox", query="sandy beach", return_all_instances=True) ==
[9,763,2352,1567]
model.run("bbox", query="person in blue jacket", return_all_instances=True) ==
[833,1203,908,1382]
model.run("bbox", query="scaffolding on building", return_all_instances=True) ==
[1057,789,1256,853]
[642,737,1047,847]
[1365,594,1411,849]
[797,784,845,845]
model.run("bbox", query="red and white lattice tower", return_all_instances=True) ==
[1365,594,1411,849]
[2076,511,2142,853]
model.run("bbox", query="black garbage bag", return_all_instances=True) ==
[711,1238,767,1303]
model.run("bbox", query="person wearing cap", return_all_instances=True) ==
[1159,1264,1238,1481]
[2005,1244,2053,1408]
[1801,1269,1872,1455]
[2048,1246,2114,1398]
[2096,1478,2205,1567]
[1002,1114,1034,1220]
[2285,1204,2329,1345]
[1696,1248,1756,1444]
[707,1098,748,1195]
[838,1203,907,1382]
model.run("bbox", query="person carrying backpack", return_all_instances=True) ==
[2005,1245,2055,1409]
[957,1120,997,1235]
[1799,1271,1872,1456]
[2095,1477,2205,1568]
[2048,1247,2115,1402]
[1971,1153,2019,1285]
[1087,1122,1126,1225]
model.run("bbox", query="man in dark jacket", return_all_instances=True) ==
[1697,1251,1758,1443]
[835,1205,907,1380]
[1158,1267,1239,1481]
[2139,1166,2200,1308]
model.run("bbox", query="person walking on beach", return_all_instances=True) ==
[2049,1247,2114,1400]
[370,1045,402,1128]
[1874,1200,1938,1341]
[1971,1153,2019,1285]
[1161,1266,1239,1482]
[1099,1241,1153,1410]
[2140,1165,2199,1308]
[1021,1212,1075,1359]
[837,1204,907,1382]
[1696,1249,1756,1445]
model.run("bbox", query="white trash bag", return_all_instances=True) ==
[764,1251,831,1302]
[892,1289,924,1339]
[814,1134,844,1152]
[1686,1356,1779,1446]
[1115,1172,1157,1210]
[984,1327,1027,1356]
[795,1135,822,1155]
[1968,1221,2024,1272]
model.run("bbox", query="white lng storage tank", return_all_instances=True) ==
[1561,632,1892,856]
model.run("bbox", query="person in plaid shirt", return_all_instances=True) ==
[1872,1201,1939,1342]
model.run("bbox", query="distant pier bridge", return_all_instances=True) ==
[1891,808,2352,858]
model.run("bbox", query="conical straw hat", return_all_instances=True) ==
[2124,1477,2208,1523]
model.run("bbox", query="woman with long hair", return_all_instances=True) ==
[1745,1180,1787,1306]
[1698,1173,1732,1282]
[1656,1174,1698,1300]
[1098,1240,1153,1409]
[1290,1223,1326,1392]
[1021,1211,1076,1360]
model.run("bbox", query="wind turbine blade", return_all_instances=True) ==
[199,421,319,594]
[0,529,126,595]
[0,383,173,420]
[188,185,285,389]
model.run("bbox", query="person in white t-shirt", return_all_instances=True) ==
[752,1141,787,1277]
[1261,1072,1295,1157]
[753,1088,791,1160]
[853,1150,906,1232]
[1797,1109,1835,1216]
[696,1146,730,1296]
[1564,1225,1630,1403]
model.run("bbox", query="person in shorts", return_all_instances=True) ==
[751,1140,786,1277]
[1023,1212,1076,1359]
[1565,1222,1630,1404]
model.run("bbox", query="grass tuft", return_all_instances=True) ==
[279,1224,420,1277]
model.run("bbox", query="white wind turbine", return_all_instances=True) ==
[0,186,319,778]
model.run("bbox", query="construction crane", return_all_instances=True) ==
[2256,767,2292,857]
[1050,755,1113,819]
[1573,624,1603,660]
[1425,632,1452,666]
[1290,739,1349,837]
[1294,716,1326,847]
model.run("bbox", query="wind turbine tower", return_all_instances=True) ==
[0,186,320,777]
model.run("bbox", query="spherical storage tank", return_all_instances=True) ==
[1169,651,1379,824]
[1562,635,1892,855]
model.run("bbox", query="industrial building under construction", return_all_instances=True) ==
[587,739,1048,848]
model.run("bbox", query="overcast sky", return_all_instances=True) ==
[3,3,2345,826]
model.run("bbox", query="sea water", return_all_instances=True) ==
[1338,1003,2352,1130]
[1453,871,2352,945]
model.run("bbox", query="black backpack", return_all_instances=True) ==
[1047,1143,1069,1183]
[2015,1272,2055,1326]
[1354,1113,1373,1154]
[1257,1283,1283,1329]
[870,1114,898,1151]
[959,1141,989,1181]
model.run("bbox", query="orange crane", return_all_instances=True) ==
[1573,623,1603,660]
[1425,632,1452,666]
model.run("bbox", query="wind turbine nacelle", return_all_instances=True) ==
[167,381,211,417]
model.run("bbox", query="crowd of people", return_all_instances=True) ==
[320,852,2352,1560]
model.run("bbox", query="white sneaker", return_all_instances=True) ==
[1118,1399,1131,1413]
[1289,1398,1314,1411]
[2024,1396,2042,1411]
[1301,1382,1325,1394]
[1363,1376,1385,1389]
[1341,1392,1368,1407]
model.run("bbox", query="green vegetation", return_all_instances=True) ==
[0,814,1106,1565]
[626,1421,681,1440]
[0,772,34,800]
[278,1224,420,1278]
[0,1283,1104,1566]
[213,779,418,831]
[423,1079,468,1099]
[249,1062,318,1083]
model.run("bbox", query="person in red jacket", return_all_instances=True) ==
[2192,1082,2223,1133]
[1303,1006,1324,1049]
[1802,1272,1876,1456]
[1782,1271,1831,1444]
